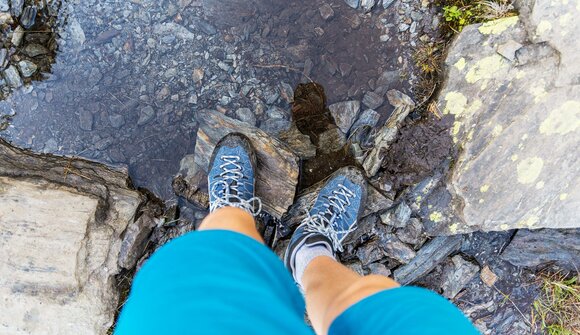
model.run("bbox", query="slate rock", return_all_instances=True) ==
[0,48,6,68]
[394,235,463,285]
[20,5,36,29]
[235,108,257,126]
[360,0,376,12]
[382,0,395,9]
[319,3,334,20]
[344,0,360,9]
[109,114,126,129]
[138,106,155,126]
[500,228,580,270]
[396,218,426,247]
[394,201,412,227]
[362,91,384,109]
[279,123,316,159]
[22,43,49,57]
[349,108,380,134]
[191,17,217,35]
[0,0,8,11]
[17,60,37,77]
[379,235,416,264]
[441,255,480,299]
[368,262,392,277]
[11,25,24,46]
[328,100,361,134]
[2,65,22,88]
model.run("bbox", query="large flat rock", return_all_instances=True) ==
[0,140,143,334]
[188,109,299,218]
[421,10,580,234]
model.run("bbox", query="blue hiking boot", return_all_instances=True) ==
[207,133,261,216]
[284,166,367,282]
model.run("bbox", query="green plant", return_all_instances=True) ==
[443,5,475,32]
[532,273,580,335]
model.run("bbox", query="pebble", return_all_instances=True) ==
[190,17,217,35]
[192,68,204,83]
[20,5,36,29]
[319,3,334,21]
[328,100,361,134]
[0,48,7,68]
[23,43,49,57]
[398,23,410,32]
[138,106,155,126]
[10,0,23,17]
[361,0,376,12]
[396,218,425,246]
[0,0,8,11]
[410,21,417,34]
[344,0,360,9]
[17,60,37,77]
[79,109,93,131]
[383,0,395,9]
[11,25,24,47]
[339,63,353,77]
[266,106,288,119]
[2,65,22,88]
[362,91,384,109]
[109,114,126,128]
[380,34,390,42]
[235,108,256,126]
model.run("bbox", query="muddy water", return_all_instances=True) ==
[1,0,413,200]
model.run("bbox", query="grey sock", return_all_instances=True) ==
[294,244,334,289]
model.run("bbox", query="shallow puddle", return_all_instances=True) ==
[1,0,434,200]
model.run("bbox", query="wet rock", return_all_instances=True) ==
[319,3,334,21]
[0,140,144,335]
[118,208,158,269]
[501,228,580,270]
[266,106,288,119]
[11,25,24,47]
[235,107,256,126]
[138,106,156,126]
[20,5,36,29]
[339,63,352,77]
[279,123,316,159]
[318,127,346,154]
[432,14,580,233]
[22,43,49,57]
[109,114,126,129]
[328,100,361,134]
[363,90,415,177]
[17,60,37,77]
[190,17,217,35]
[154,22,195,41]
[350,108,380,133]
[379,235,416,264]
[441,255,480,299]
[0,0,8,11]
[360,0,375,12]
[362,91,384,109]
[191,109,299,218]
[344,0,360,9]
[2,65,22,88]
[260,118,291,135]
[79,109,93,131]
[394,235,463,285]
[280,82,294,103]
[382,0,395,9]
[192,68,204,83]
[9,0,23,17]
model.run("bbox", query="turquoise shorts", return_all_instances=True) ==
[115,230,478,335]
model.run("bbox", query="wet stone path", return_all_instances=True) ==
[0,0,439,200]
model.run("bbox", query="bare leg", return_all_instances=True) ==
[302,256,400,335]
[198,207,264,244]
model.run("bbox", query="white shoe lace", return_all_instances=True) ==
[302,184,357,252]
[209,155,262,216]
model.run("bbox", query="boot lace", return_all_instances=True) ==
[303,184,357,252]
[209,155,262,216]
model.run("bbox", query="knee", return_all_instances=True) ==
[198,207,263,243]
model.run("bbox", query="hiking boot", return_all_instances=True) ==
[284,166,367,281]
[207,133,261,216]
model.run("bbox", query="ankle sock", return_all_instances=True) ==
[294,244,334,288]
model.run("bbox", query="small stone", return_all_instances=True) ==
[235,108,256,126]
[0,48,8,68]
[394,201,412,227]
[339,63,352,77]
[319,3,334,20]
[398,23,409,32]
[380,34,390,42]
[441,255,480,299]
[361,0,376,12]
[380,235,416,264]
[314,27,325,37]
[497,40,523,62]
[383,0,395,8]
[11,25,24,47]
[350,108,380,132]
[109,114,125,129]
[10,0,23,17]
[368,263,391,277]
[17,60,37,77]
[79,109,93,131]
[480,265,498,287]
[20,5,36,29]
[344,0,360,9]
[318,127,347,154]
[22,43,49,57]
[138,106,155,126]
[0,0,8,11]
[328,100,361,134]
[279,82,294,103]
[410,21,417,34]
[2,65,22,88]
[192,68,204,83]
[362,91,384,109]
[396,218,426,247]
[266,106,288,119]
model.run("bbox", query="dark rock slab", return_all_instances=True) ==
[190,109,299,218]
[393,235,463,285]
[501,228,580,270]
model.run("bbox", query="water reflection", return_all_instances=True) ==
[1,0,415,200]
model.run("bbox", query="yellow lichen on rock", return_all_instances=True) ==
[429,211,443,223]
[518,215,540,228]
[517,157,544,184]
[492,125,503,137]
[559,193,568,200]
[539,100,580,135]
[443,91,468,115]
[478,16,519,35]
[465,55,508,84]
[454,58,466,71]
[480,184,490,193]
[536,20,553,36]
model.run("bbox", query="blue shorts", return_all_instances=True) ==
[115,230,478,335]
